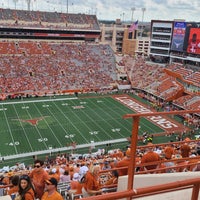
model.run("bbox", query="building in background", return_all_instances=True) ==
[99,19,150,56]
[149,20,173,63]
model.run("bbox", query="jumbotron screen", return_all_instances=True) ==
[187,28,200,54]
[171,22,186,52]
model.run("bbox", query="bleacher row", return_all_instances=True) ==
[0,8,99,30]
[0,41,117,97]
[122,55,200,111]
[0,139,200,200]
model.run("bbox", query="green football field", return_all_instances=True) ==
[0,94,166,166]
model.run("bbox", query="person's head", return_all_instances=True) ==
[64,170,69,176]
[19,175,32,190]
[45,178,58,192]
[89,164,101,176]
[33,159,44,171]
[11,175,20,186]
[192,33,197,41]
[126,148,131,157]
[112,170,119,178]
[72,173,80,181]
[18,174,35,200]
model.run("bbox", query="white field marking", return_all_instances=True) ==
[2,105,19,154]
[65,134,75,138]
[111,128,121,132]
[87,98,128,138]
[89,131,99,135]
[12,104,34,151]
[32,102,62,147]
[0,97,78,105]
[51,101,88,143]
[8,141,20,146]
[62,103,68,106]
[21,106,29,109]
[42,105,49,107]
[0,108,7,111]
[80,101,87,104]
[72,105,85,109]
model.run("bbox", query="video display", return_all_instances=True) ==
[186,28,200,54]
[171,22,186,52]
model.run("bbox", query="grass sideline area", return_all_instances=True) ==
[0,93,190,168]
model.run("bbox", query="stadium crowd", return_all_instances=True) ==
[0,41,117,99]
[0,138,200,199]
[0,8,99,30]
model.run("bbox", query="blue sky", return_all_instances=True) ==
[0,0,199,22]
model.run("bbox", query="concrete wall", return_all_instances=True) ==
[117,172,200,200]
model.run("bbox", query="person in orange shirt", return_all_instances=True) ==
[68,172,82,198]
[164,145,175,160]
[29,159,49,199]
[82,165,102,197]
[49,168,60,182]
[141,145,160,172]
[115,148,131,176]
[7,175,19,199]
[103,170,118,186]
[180,143,191,158]
[15,175,36,200]
[41,178,63,200]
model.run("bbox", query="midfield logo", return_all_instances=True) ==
[13,116,48,126]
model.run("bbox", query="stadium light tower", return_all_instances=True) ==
[13,0,18,10]
[131,7,135,22]
[140,7,146,37]
[66,0,68,13]
[26,0,31,11]
[141,7,146,22]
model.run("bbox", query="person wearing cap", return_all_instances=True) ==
[41,177,63,200]
[49,168,60,182]
[68,173,82,198]
[29,159,49,199]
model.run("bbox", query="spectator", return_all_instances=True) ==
[82,165,102,197]
[29,159,49,199]
[49,168,60,182]
[115,148,131,176]
[15,174,36,200]
[180,143,191,158]
[141,144,161,171]
[103,170,118,186]
[7,175,19,199]
[41,177,63,200]
[68,172,82,197]
[60,170,71,183]
[102,161,111,171]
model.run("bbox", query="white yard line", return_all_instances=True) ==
[12,104,34,152]
[51,100,89,143]
[33,101,64,148]
[88,97,131,137]
[1,105,18,154]
[0,97,78,105]
[85,99,119,139]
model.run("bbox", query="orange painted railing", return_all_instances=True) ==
[82,109,200,200]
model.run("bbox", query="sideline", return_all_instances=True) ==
[0,97,78,105]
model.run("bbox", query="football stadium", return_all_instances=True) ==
[0,1,199,200]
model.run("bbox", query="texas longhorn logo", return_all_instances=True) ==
[13,116,48,126]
